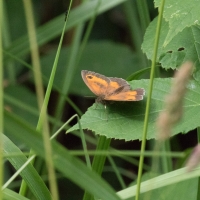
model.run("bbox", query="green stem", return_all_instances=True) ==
[197,128,200,199]
[136,0,150,34]
[135,1,165,199]
[123,0,149,68]
[0,0,3,199]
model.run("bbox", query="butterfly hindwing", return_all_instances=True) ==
[105,88,145,101]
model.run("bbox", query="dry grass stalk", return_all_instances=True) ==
[157,62,193,141]
[186,144,200,171]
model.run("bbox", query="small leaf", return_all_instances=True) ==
[68,78,200,141]
[142,17,200,77]
[155,0,200,45]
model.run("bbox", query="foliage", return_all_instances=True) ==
[1,0,200,200]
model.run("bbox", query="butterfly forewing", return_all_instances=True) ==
[81,70,109,96]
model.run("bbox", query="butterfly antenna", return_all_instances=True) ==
[85,95,94,98]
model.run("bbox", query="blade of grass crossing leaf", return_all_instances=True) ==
[135,1,165,200]
[0,0,3,199]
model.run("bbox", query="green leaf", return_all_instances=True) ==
[68,78,200,141]
[141,177,198,200]
[117,167,200,199]
[131,172,198,200]
[4,111,121,200]
[142,17,200,76]
[127,172,198,200]
[2,135,52,200]
[154,0,200,45]
[3,188,30,200]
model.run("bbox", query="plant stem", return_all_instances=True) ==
[135,1,165,199]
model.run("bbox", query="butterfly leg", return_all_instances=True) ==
[94,99,99,109]
[102,101,108,122]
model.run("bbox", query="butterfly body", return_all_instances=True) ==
[81,70,145,102]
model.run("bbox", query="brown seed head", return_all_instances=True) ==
[156,62,194,141]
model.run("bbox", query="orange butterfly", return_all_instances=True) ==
[81,70,145,103]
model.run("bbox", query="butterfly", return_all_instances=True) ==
[81,70,145,104]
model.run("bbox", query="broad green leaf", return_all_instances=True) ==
[2,135,52,200]
[41,41,141,96]
[68,78,200,141]
[142,18,200,77]
[4,111,121,200]
[154,0,200,45]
